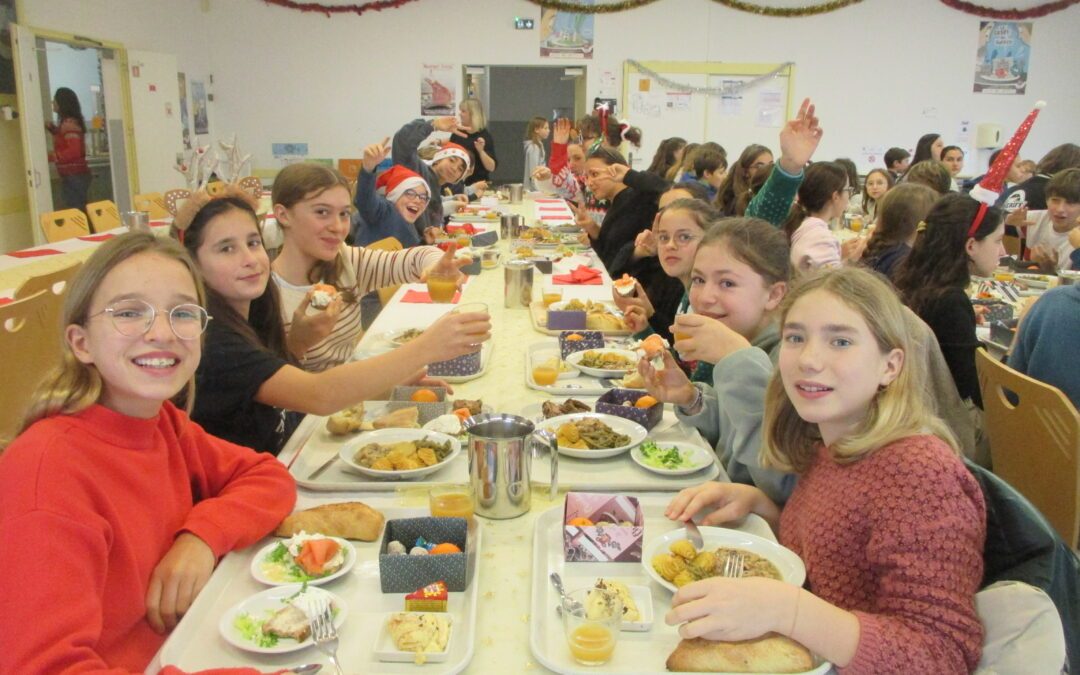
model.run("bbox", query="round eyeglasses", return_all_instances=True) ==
[401,189,431,204]
[88,299,211,340]
[656,232,701,248]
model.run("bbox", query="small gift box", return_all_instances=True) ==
[457,256,482,276]
[563,492,644,563]
[389,386,450,424]
[546,306,586,331]
[427,348,482,378]
[596,388,663,431]
[379,517,470,592]
[558,330,604,359]
[972,298,1014,323]
[470,231,498,248]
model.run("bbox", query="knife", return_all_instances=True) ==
[306,453,340,480]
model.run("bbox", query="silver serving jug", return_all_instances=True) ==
[508,183,525,204]
[504,259,534,309]
[463,414,557,519]
[500,213,523,240]
[122,210,151,233]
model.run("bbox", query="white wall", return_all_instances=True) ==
[16,0,1080,186]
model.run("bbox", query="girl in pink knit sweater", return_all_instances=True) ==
[665,267,986,674]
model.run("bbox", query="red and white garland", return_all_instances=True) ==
[260,0,420,16]
[938,0,1079,19]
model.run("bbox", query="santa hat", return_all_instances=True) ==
[968,101,1045,237]
[431,142,471,172]
[376,165,428,203]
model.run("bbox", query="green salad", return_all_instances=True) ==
[639,441,696,470]
[233,612,279,648]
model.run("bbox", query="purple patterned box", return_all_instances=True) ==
[547,308,586,331]
[563,492,644,563]
[558,330,604,359]
[427,348,482,377]
[596,389,662,430]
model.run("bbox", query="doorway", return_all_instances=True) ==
[463,65,585,185]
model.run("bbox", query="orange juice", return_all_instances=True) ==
[542,292,563,307]
[427,275,458,303]
[532,365,559,386]
[849,215,864,233]
[567,624,615,665]
[430,492,474,519]
[456,234,472,248]
[994,271,1015,283]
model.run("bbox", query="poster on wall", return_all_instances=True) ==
[420,64,456,117]
[974,21,1032,95]
[540,1,594,60]
[0,0,16,95]
[191,79,209,135]
[177,72,192,149]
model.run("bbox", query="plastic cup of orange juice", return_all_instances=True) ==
[455,234,472,248]
[429,484,475,519]
[542,286,563,307]
[426,270,459,303]
[563,588,620,665]
[532,363,559,387]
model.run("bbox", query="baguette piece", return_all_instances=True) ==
[666,634,814,673]
[275,502,385,541]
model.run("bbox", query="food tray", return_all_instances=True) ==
[529,498,830,674]
[151,503,481,674]
[526,342,633,396]
[530,301,631,337]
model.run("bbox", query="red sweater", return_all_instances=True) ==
[780,435,986,674]
[49,116,90,176]
[0,402,297,674]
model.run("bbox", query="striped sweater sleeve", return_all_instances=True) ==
[349,245,444,294]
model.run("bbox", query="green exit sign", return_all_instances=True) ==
[514,17,535,29]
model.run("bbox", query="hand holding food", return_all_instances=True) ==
[638,350,696,407]
[840,235,867,262]
[671,314,751,365]
[611,279,654,319]
[622,306,649,334]
[289,285,344,358]
[667,577,800,644]
[665,481,770,527]
[145,532,216,633]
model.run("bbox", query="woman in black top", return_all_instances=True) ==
[457,98,497,186]
[893,193,1006,407]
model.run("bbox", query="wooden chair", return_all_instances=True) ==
[337,159,363,182]
[86,200,122,232]
[1003,234,1022,257]
[132,192,170,219]
[163,189,191,216]
[0,290,65,441]
[38,208,90,242]
[366,236,404,306]
[13,260,80,383]
[976,349,1080,547]
[207,181,226,196]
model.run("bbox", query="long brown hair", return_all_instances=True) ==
[863,183,937,262]
[179,196,294,362]
[272,162,357,303]
[781,162,848,237]
[716,144,772,216]
[10,233,205,443]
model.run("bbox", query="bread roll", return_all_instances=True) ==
[275,502,385,541]
[665,634,814,673]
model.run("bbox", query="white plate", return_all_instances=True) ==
[564,349,638,378]
[537,412,647,459]
[643,526,806,593]
[218,584,347,655]
[1014,273,1053,288]
[338,429,461,480]
[382,326,426,348]
[373,612,454,663]
[630,441,715,477]
[249,537,355,586]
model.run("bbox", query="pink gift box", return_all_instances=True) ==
[563,492,644,563]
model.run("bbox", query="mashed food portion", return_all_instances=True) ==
[388,612,451,664]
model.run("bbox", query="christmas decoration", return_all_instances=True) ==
[527,0,863,15]
[217,134,252,184]
[261,0,420,17]
[173,145,218,192]
[939,0,1078,20]
[968,101,1045,236]
[627,60,793,97]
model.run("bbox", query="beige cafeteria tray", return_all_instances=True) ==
[529,300,632,337]
[151,503,480,674]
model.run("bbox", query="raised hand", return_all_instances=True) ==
[633,228,657,259]
[777,98,823,174]
[567,201,599,238]
[474,136,486,151]
[421,243,472,285]
[553,117,573,145]
[432,116,461,134]
[362,136,391,173]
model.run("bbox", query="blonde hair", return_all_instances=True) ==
[271,162,357,302]
[761,267,957,473]
[10,233,205,444]
[460,98,487,132]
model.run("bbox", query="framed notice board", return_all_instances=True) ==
[621,61,795,170]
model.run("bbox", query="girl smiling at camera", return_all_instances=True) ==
[664,267,985,674]
[0,233,295,673]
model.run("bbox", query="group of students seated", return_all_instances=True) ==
[0,95,1075,674]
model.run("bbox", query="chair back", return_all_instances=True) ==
[13,261,79,385]
[366,237,404,306]
[39,209,90,242]
[1003,234,1022,257]
[207,181,226,197]
[0,291,65,442]
[163,189,192,216]
[975,349,1080,547]
[132,192,170,219]
[86,200,121,232]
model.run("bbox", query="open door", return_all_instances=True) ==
[11,23,52,245]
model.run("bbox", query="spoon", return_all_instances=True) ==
[291,665,322,674]
[550,572,583,616]
[684,518,704,550]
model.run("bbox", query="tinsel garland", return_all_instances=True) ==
[261,0,420,16]
[627,59,793,95]
[937,0,1079,19]
[526,0,862,15]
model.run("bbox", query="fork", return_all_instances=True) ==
[722,550,745,578]
[310,597,344,675]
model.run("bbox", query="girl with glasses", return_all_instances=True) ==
[176,187,490,455]
[0,232,296,672]
[352,136,441,248]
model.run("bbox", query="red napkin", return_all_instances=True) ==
[0,297,12,306]
[401,289,461,303]
[538,206,570,212]
[540,215,574,221]
[552,265,602,285]
[78,232,117,242]
[446,223,478,234]
[6,248,64,258]
[534,198,563,204]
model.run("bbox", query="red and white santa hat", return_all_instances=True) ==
[376,165,429,203]
[968,101,1045,236]
[431,142,471,172]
